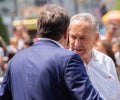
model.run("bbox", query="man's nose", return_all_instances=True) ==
[74,40,82,47]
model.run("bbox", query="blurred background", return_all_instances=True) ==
[0,0,118,38]
[0,0,120,83]
[0,0,119,42]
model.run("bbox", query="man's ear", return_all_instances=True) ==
[94,33,99,44]
[64,29,68,39]
[96,33,99,41]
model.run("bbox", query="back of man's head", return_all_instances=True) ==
[37,4,70,41]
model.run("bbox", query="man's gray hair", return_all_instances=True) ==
[70,13,99,32]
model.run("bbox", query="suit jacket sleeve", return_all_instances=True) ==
[0,61,12,100]
[64,53,103,100]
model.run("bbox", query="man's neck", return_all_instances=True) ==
[83,52,92,64]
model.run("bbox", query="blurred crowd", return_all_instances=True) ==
[0,24,34,77]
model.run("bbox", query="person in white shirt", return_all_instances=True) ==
[68,13,120,100]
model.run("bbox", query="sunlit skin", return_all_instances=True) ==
[112,42,119,54]
[69,20,99,64]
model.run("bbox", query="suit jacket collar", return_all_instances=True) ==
[33,38,64,48]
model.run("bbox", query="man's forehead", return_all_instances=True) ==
[70,20,91,28]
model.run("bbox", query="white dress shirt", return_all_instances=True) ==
[84,49,120,100]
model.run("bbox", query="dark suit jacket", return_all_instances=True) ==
[0,39,103,100]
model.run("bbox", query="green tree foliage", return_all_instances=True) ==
[0,16,9,44]
[114,0,120,10]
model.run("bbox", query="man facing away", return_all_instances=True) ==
[0,5,103,100]
[69,13,120,100]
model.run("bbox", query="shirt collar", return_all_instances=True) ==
[84,49,98,65]
[38,38,64,48]
[91,49,101,61]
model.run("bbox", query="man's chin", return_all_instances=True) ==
[74,51,83,57]
[74,50,83,55]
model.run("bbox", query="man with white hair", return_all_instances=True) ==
[69,13,120,100]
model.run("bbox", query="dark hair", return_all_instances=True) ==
[37,4,70,41]
[100,40,117,66]
[24,41,33,47]
[13,27,17,32]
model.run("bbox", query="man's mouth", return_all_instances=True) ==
[74,48,84,53]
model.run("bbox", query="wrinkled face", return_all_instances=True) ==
[69,20,99,61]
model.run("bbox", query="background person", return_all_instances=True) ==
[112,40,120,80]
[94,39,117,67]
[100,23,118,42]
